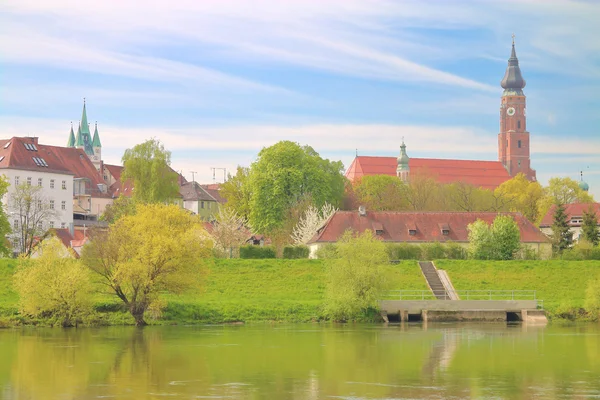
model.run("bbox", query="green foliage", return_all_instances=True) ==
[0,176,11,256]
[100,195,137,224]
[538,177,595,224]
[353,175,407,211]
[584,275,600,320]
[324,230,388,321]
[551,203,573,255]
[82,203,212,326]
[121,138,180,204]
[582,206,599,246]
[315,243,338,259]
[239,245,276,259]
[468,216,520,260]
[495,173,544,222]
[445,241,468,259]
[560,240,600,260]
[420,242,446,260]
[247,141,346,233]
[385,243,422,260]
[220,166,251,220]
[13,238,94,327]
[282,245,309,259]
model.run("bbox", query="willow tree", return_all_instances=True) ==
[121,138,180,204]
[82,204,212,326]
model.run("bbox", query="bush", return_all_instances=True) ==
[239,245,276,259]
[585,276,600,320]
[386,243,421,261]
[314,244,338,259]
[283,246,309,259]
[444,242,468,260]
[420,242,446,260]
[561,241,600,260]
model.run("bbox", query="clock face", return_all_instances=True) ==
[507,107,516,116]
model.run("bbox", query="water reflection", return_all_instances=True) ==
[0,323,599,399]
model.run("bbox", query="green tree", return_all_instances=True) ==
[82,204,212,326]
[13,237,93,327]
[9,183,57,256]
[220,166,251,219]
[584,275,600,319]
[551,203,573,255]
[582,206,599,246]
[538,177,594,223]
[495,173,544,222]
[100,196,137,224]
[248,141,345,233]
[324,230,388,321]
[352,175,408,211]
[468,215,521,260]
[121,138,180,204]
[0,176,12,256]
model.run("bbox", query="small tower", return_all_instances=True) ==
[396,139,410,182]
[498,35,536,181]
[91,122,102,170]
[67,123,75,147]
[76,99,94,156]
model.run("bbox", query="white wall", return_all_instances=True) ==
[2,168,74,232]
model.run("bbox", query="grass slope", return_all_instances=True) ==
[0,259,428,324]
[436,260,600,318]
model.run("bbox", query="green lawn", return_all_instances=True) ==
[0,258,429,324]
[436,260,600,318]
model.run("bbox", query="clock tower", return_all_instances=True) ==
[498,37,536,181]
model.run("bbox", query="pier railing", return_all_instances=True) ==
[383,290,537,301]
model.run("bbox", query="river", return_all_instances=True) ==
[0,323,599,399]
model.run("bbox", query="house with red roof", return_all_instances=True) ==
[539,203,600,242]
[308,208,551,259]
[345,41,536,190]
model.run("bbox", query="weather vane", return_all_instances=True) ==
[512,33,516,44]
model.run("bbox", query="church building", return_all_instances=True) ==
[345,39,536,190]
[67,99,103,172]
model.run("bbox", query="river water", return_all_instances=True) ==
[0,323,599,399]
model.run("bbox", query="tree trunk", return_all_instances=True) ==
[130,304,147,327]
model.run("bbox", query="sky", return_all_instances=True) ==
[1,0,599,198]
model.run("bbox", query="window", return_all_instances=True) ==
[13,220,18,229]
[518,140,522,148]
[518,160,521,168]
[517,120,521,129]
[38,178,42,187]
[49,221,54,228]
[37,200,42,209]
[201,201,205,209]
[61,201,66,210]
[26,177,31,186]
[61,222,66,229]
[37,222,43,230]
[62,180,67,190]
[50,200,55,209]
[14,176,19,186]
[3,142,11,149]
[50,179,55,189]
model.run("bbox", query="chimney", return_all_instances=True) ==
[358,205,366,216]
[29,137,39,145]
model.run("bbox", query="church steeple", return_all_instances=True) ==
[92,122,101,147]
[500,35,526,95]
[67,122,75,147]
[396,138,410,182]
[75,123,83,146]
[77,99,94,155]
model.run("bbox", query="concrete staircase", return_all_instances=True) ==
[419,261,449,300]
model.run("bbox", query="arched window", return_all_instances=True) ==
[518,120,521,129]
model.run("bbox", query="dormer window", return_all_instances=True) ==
[372,222,384,236]
[407,222,417,236]
[439,223,450,236]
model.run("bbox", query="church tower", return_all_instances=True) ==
[498,37,536,181]
[396,139,410,182]
[76,99,95,157]
[91,122,102,171]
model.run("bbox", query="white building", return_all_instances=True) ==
[539,203,600,242]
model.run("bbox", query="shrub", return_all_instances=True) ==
[315,244,338,259]
[13,238,94,327]
[239,245,276,259]
[385,243,421,261]
[283,245,309,259]
[420,242,446,260]
[585,275,600,320]
[444,242,467,260]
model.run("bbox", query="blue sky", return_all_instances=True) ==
[1,0,599,198]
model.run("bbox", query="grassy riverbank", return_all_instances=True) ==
[0,259,429,325]
[436,260,600,320]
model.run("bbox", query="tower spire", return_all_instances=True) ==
[92,121,101,147]
[67,122,75,147]
[501,35,526,95]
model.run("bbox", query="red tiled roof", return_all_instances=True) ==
[346,156,511,190]
[539,203,600,227]
[309,210,548,244]
[201,185,227,204]
[105,164,134,198]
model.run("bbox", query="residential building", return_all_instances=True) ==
[539,203,600,242]
[345,40,536,190]
[180,182,220,220]
[307,209,551,259]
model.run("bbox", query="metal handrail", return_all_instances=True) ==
[383,290,537,301]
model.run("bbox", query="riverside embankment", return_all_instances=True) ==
[1,259,598,325]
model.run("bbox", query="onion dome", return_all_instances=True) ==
[397,140,409,171]
[501,37,526,95]
[579,171,589,192]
